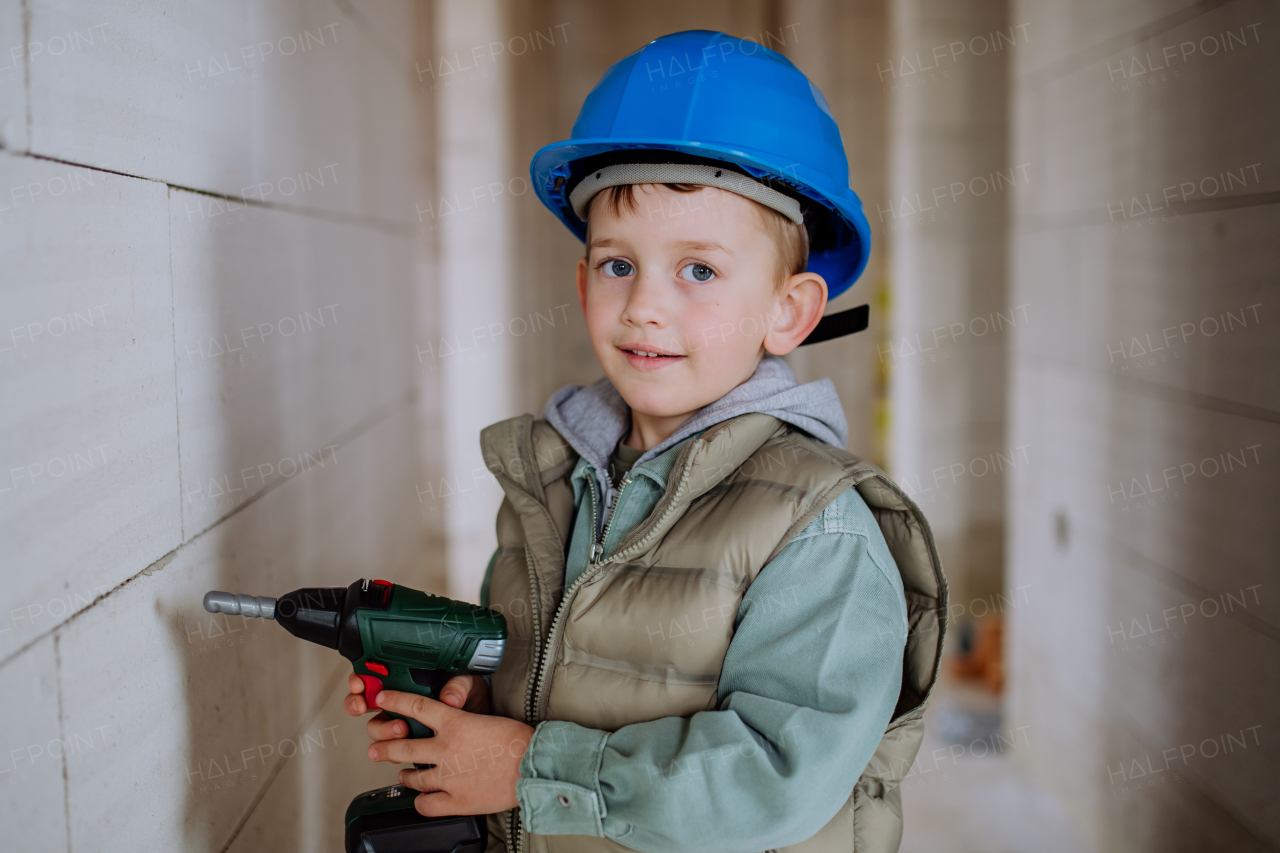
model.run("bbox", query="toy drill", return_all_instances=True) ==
[203,578,506,853]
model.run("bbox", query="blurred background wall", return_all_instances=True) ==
[0,1,1276,852]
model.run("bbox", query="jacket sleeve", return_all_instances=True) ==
[515,487,909,852]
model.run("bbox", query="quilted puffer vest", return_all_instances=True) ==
[480,412,947,853]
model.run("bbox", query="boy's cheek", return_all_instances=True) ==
[684,307,766,356]
[581,287,625,334]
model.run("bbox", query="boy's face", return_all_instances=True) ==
[576,184,825,426]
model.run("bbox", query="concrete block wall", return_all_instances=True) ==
[1006,0,1280,849]
[0,2,440,850]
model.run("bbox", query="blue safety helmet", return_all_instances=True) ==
[530,30,872,323]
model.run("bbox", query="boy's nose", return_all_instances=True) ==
[621,272,672,328]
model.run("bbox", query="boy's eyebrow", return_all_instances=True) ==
[675,240,733,255]
[586,238,734,255]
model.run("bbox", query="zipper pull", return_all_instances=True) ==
[591,475,630,565]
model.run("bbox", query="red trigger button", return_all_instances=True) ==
[366,661,389,676]
[359,675,384,709]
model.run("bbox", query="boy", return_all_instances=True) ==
[346,30,946,853]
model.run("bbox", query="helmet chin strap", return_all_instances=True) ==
[800,304,870,345]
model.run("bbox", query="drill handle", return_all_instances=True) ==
[379,669,452,770]
[358,666,453,743]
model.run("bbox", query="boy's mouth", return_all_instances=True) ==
[618,344,685,371]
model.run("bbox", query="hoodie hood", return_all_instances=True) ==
[543,353,848,507]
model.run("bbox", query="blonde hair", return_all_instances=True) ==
[585,183,808,292]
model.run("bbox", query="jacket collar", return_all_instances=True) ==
[482,412,786,533]
[541,353,848,510]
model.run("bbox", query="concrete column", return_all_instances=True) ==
[887,0,1014,631]
[413,5,447,595]
[777,0,891,464]
[434,0,517,601]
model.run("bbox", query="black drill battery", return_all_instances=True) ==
[344,785,487,853]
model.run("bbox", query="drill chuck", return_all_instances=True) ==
[204,591,277,619]
[202,580,506,670]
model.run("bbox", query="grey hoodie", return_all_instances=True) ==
[542,352,848,528]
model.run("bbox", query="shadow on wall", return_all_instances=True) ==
[147,3,475,848]
[167,189,334,851]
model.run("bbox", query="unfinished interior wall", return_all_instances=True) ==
[1005,0,1280,849]
[0,2,438,850]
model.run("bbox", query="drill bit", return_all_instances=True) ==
[203,591,277,619]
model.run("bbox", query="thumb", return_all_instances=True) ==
[437,675,474,709]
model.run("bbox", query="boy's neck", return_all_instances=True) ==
[624,408,696,453]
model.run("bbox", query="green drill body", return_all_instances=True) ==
[348,583,507,738]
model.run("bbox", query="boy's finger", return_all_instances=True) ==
[398,765,445,794]
[464,676,491,713]
[438,675,474,709]
[414,791,454,817]
[344,693,367,717]
[369,735,439,765]
[366,714,409,741]
[349,673,365,694]
[375,690,452,729]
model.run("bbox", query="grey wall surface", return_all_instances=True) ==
[0,2,439,850]
[1006,0,1279,849]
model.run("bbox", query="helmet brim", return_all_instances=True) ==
[530,137,872,299]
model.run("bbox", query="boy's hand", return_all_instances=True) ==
[366,689,534,816]
[344,673,492,741]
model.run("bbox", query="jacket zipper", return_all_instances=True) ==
[512,469,644,853]
[530,461,692,726]
[510,542,542,851]
[585,474,601,563]
[522,543,542,722]
[590,473,630,564]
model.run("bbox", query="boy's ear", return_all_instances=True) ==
[576,257,589,316]
[764,272,828,356]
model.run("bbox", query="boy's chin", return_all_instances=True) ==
[614,381,722,422]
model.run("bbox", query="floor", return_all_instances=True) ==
[899,678,1090,853]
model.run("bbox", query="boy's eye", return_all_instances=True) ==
[601,259,634,278]
[678,263,715,283]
